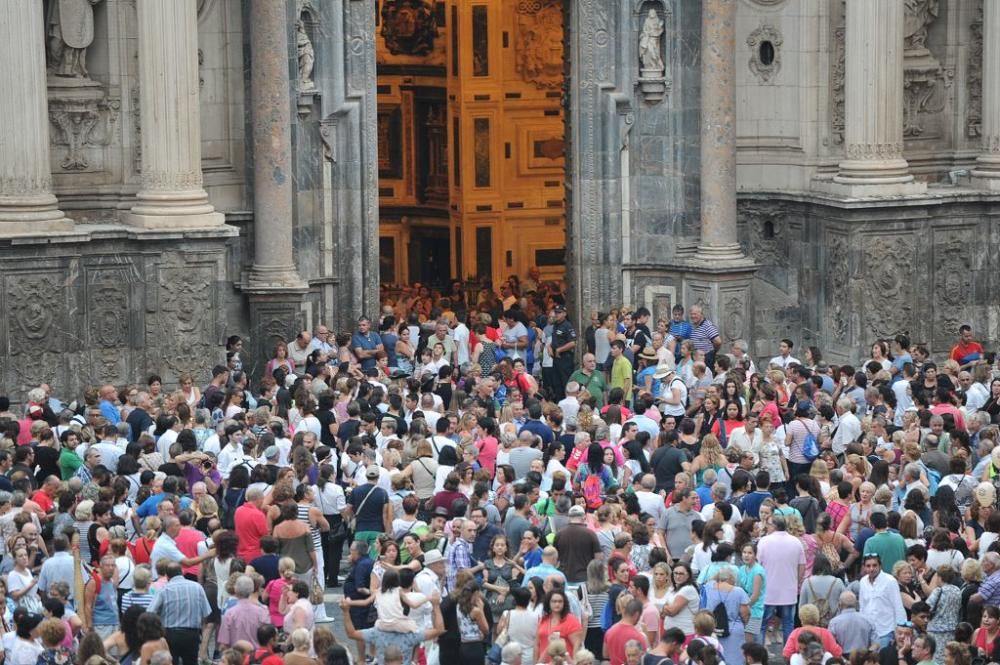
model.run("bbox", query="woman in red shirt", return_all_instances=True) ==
[535,589,583,662]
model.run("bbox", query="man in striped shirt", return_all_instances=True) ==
[689,304,722,368]
[148,562,211,665]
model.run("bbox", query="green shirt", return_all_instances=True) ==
[58,448,83,481]
[568,369,608,408]
[863,530,908,573]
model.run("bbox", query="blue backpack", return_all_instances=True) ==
[802,430,820,461]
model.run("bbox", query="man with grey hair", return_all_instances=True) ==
[828,591,879,653]
[150,516,215,577]
[218,575,269,649]
[730,339,756,374]
[500,642,523,665]
[234,486,269,561]
[558,381,581,423]
[971,552,1000,613]
[832,396,861,456]
[893,463,928,511]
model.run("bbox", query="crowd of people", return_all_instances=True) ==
[3,272,1000,665]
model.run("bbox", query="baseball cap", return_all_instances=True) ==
[422,549,445,565]
[263,445,279,460]
[365,464,380,479]
[568,505,586,518]
[553,304,566,313]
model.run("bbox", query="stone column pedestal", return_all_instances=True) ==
[695,0,748,265]
[0,1,72,234]
[825,0,925,197]
[972,0,1000,191]
[128,0,223,229]
[245,0,307,291]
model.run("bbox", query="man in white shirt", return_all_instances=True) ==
[832,396,862,455]
[558,383,581,423]
[419,393,442,431]
[858,553,907,647]
[656,365,687,419]
[634,474,667,538]
[287,331,316,369]
[727,413,762,464]
[451,319,470,367]
[501,311,528,360]
[731,339,758,375]
[769,338,801,370]
[217,426,255,479]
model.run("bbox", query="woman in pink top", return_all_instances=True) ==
[474,417,499,475]
[262,557,297,628]
[265,342,295,380]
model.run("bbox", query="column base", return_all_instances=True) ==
[126,210,225,229]
[0,196,73,235]
[971,158,1000,191]
[691,244,752,266]
[244,266,309,293]
[815,177,927,198]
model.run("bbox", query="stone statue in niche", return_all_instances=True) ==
[296,21,315,90]
[639,8,665,74]
[638,5,668,104]
[47,0,103,80]
[903,0,939,55]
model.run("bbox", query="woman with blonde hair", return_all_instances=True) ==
[837,481,876,542]
[809,459,832,498]
[785,514,817,576]
[685,435,725,486]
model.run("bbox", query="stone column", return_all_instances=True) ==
[831,0,924,196]
[972,0,1000,191]
[128,0,223,229]
[0,2,71,234]
[694,0,745,263]
[245,0,306,290]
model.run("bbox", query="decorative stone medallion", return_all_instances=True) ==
[380,0,438,56]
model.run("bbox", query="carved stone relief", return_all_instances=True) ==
[901,0,944,140]
[861,235,915,339]
[933,231,973,349]
[747,23,782,84]
[6,273,64,356]
[723,295,747,342]
[515,0,565,89]
[825,232,850,343]
[380,0,437,56]
[48,85,118,171]
[830,1,846,145]
[968,0,984,138]
[155,257,214,378]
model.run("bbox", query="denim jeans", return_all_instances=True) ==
[761,604,796,643]
[878,632,894,649]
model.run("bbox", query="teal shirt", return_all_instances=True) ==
[738,562,767,619]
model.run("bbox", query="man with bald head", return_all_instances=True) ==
[568,352,607,408]
[828,591,879,653]
[98,385,120,425]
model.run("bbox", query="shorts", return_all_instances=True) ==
[744,617,762,635]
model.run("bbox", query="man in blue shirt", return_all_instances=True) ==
[351,316,383,371]
[890,333,913,384]
[518,400,554,444]
[668,304,692,362]
[98,385,120,425]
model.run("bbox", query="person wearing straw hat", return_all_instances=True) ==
[635,347,661,399]
[654,361,687,419]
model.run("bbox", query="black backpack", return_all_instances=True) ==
[713,591,731,638]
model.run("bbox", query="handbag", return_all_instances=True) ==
[347,486,377,533]
[310,574,325,605]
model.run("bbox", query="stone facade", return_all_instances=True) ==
[0,0,998,399]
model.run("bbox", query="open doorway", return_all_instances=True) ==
[375,0,567,297]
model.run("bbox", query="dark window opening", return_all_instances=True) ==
[759,41,775,66]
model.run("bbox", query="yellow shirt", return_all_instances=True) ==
[611,355,633,390]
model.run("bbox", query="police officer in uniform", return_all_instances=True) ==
[549,304,577,402]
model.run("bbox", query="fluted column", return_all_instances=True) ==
[694,0,745,264]
[128,0,223,229]
[0,2,71,234]
[972,0,1000,191]
[832,0,924,195]
[245,0,305,289]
